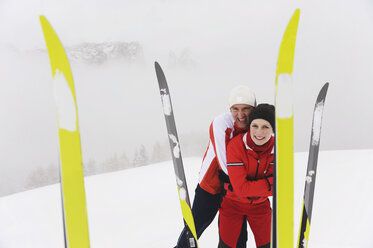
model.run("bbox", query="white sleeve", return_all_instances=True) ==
[210,113,234,175]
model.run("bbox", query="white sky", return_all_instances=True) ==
[0,0,372,195]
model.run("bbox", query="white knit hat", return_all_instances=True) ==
[229,85,256,108]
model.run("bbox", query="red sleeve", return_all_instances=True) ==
[227,138,273,198]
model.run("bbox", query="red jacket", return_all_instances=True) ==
[226,132,274,204]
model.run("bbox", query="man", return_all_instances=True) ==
[175,85,256,248]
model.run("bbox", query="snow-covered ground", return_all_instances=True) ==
[0,150,372,248]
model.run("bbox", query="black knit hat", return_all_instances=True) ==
[248,103,275,129]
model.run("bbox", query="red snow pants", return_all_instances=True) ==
[218,197,271,248]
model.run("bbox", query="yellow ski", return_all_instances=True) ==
[40,16,90,248]
[273,9,300,248]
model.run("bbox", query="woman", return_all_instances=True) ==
[218,103,275,248]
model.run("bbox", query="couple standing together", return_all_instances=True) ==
[175,86,275,248]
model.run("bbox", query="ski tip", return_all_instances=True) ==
[154,61,161,70]
[154,61,165,75]
[290,8,301,25]
[321,82,329,93]
[315,82,329,103]
[39,15,53,33]
[293,8,300,18]
[39,15,48,25]
[287,9,300,31]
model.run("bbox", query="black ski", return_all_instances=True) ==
[297,82,329,248]
[154,62,198,248]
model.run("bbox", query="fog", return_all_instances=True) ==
[1,0,372,196]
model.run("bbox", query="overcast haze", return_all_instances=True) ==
[1,0,372,196]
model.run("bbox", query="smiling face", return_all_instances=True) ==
[249,119,273,146]
[230,104,254,128]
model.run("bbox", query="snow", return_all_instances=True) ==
[311,101,324,146]
[276,73,293,118]
[161,92,172,116]
[53,69,77,131]
[305,170,315,184]
[168,134,181,158]
[0,150,372,248]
